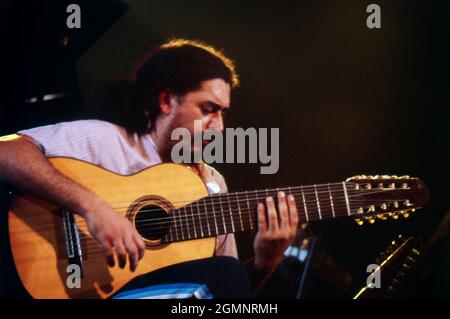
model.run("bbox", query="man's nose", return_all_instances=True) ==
[208,112,224,131]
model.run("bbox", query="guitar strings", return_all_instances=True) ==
[14,187,407,235]
[74,198,412,256]
[75,187,409,226]
[22,197,409,257]
[82,182,408,210]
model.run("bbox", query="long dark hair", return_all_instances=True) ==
[92,39,239,134]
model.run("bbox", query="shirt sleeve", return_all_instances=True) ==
[17,120,116,165]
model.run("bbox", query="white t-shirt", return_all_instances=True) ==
[19,119,238,258]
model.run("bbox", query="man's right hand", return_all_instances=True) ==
[84,199,146,272]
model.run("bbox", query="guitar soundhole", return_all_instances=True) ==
[134,205,171,241]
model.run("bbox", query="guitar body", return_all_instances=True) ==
[8,158,215,299]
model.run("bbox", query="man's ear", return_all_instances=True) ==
[158,90,174,115]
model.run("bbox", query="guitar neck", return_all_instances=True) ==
[162,182,355,243]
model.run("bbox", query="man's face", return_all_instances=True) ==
[167,78,231,154]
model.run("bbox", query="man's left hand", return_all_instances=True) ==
[253,191,299,271]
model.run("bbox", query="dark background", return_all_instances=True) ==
[1,0,449,298]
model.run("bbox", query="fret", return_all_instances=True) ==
[185,205,195,239]
[196,201,204,238]
[218,194,228,234]
[313,184,322,220]
[168,221,173,242]
[184,207,191,240]
[235,192,244,231]
[173,210,179,241]
[210,195,219,236]
[191,204,198,239]
[342,182,352,216]
[179,208,185,241]
[287,186,300,222]
[327,184,336,218]
[329,183,350,217]
[300,186,309,222]
[205,198,211,237]
[304,185,322,221]
[244,190,254,230]
[227,194,235,233]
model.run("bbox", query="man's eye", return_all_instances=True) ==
[202,106,217,114]
[201,107,212,114]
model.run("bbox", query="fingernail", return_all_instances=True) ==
[266,197,273,202]
[279,191,285,197]
[288,195,294,201]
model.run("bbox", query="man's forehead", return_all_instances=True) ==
[191,79,231,108]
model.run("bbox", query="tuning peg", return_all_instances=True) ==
[355,218,364,226]
[365,216,376,224]
[377,214,388,220]
[401,212,410,218]
[381,203,387,210]
[406,256,416,263]
[392,214,399,220]
[404,200,413,207]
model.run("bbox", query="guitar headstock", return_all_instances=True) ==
[345,175,429,225]
[354,234,422,298]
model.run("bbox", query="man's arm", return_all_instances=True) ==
[0,135,145,271]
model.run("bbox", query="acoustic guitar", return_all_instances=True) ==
[7,158,429,298]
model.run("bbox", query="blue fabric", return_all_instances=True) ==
[113,283,213,299]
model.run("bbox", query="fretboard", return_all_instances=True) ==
[161,182,356,244]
